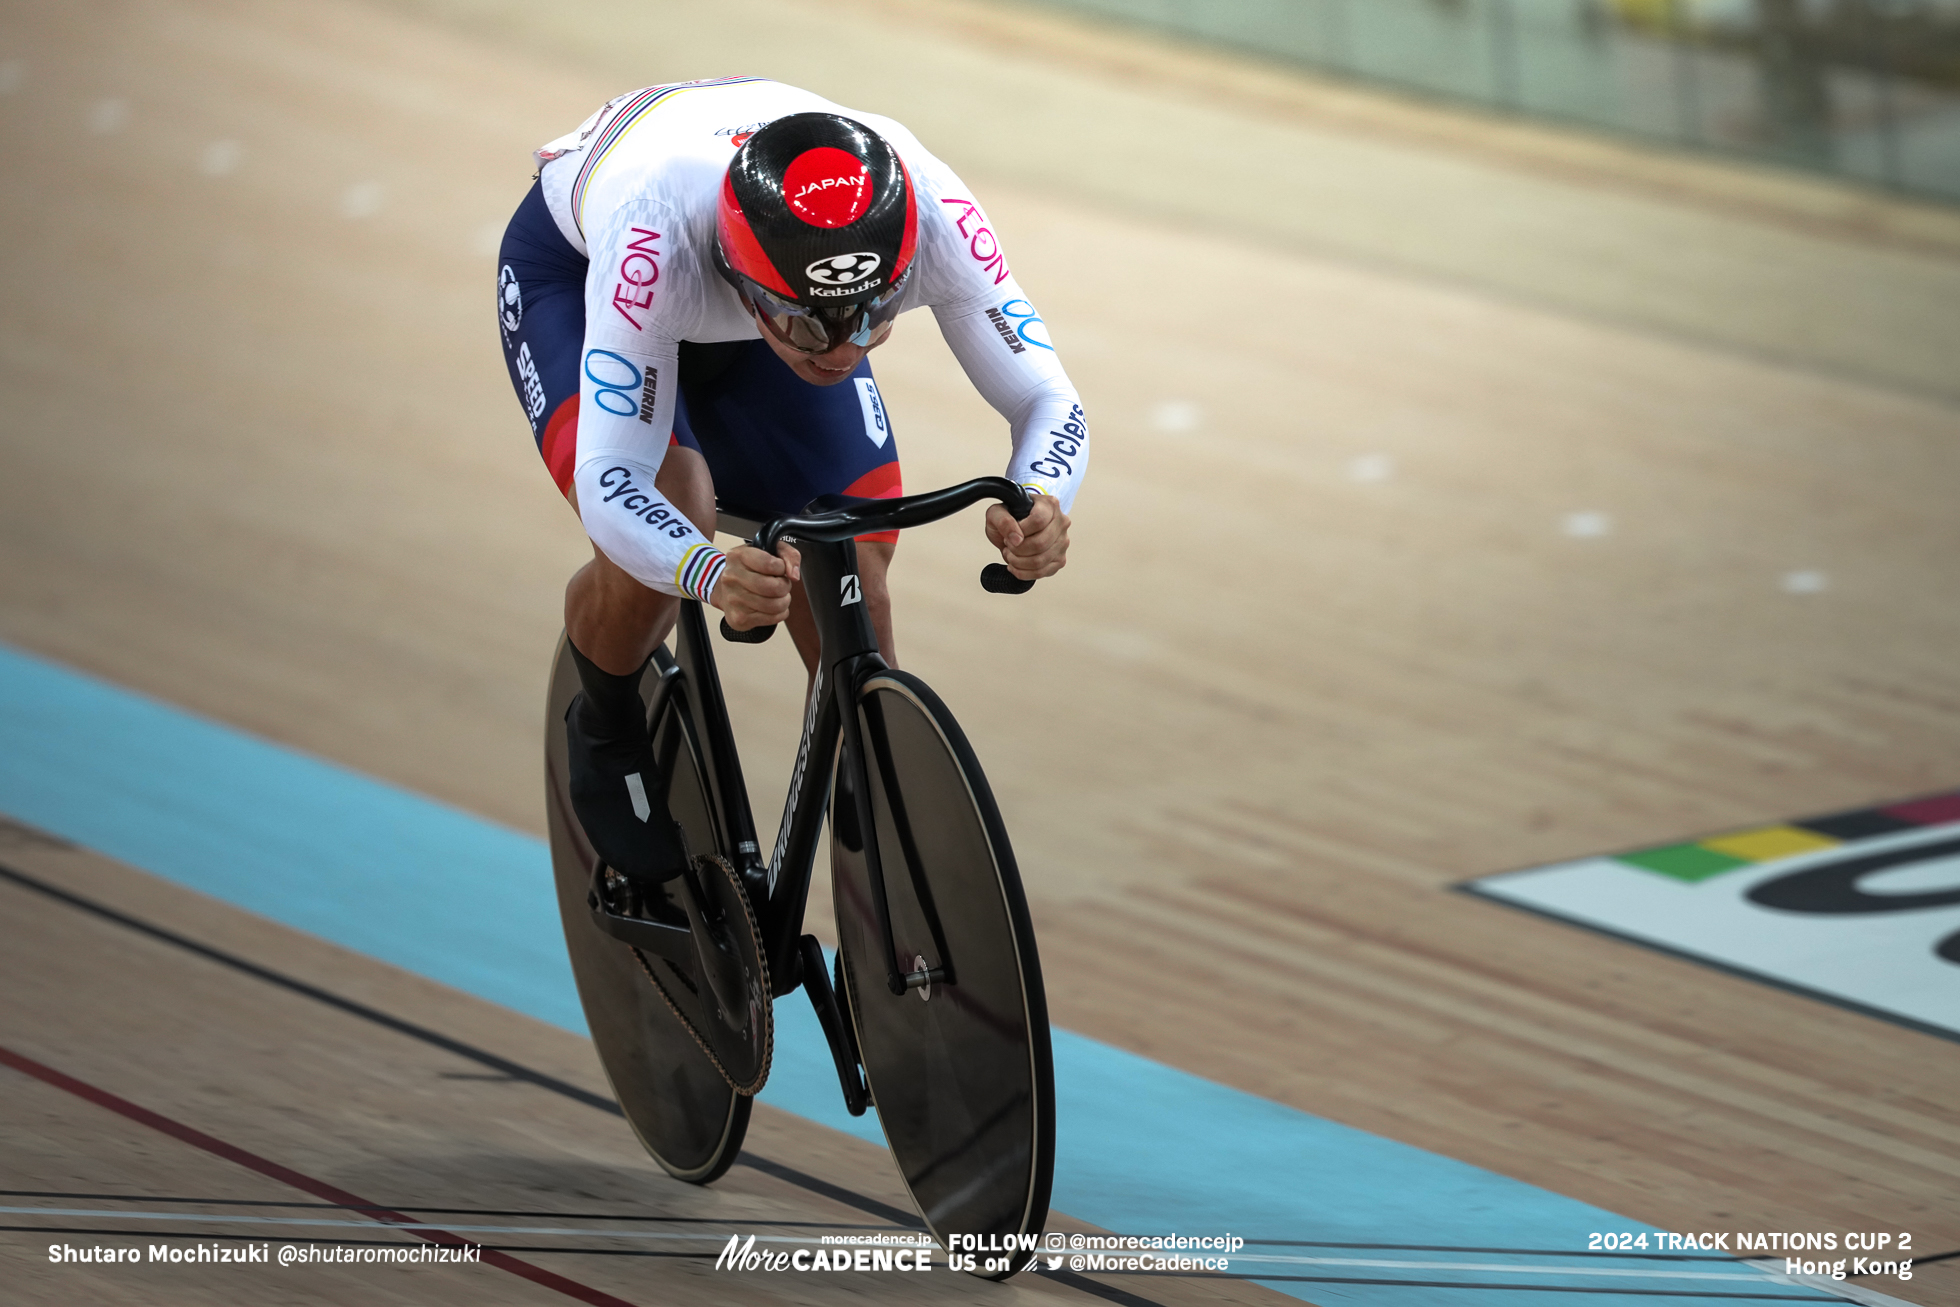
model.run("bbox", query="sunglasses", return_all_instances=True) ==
[737,266,911,355]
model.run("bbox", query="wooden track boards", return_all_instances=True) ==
[0,825,1289,1306]
[1,1,1957,1304]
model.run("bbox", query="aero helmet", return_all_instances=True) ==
[715,112,918,353]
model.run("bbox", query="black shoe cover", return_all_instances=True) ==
[564,694,687,881]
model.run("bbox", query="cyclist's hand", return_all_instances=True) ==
[986,494,1069,581]
[712,542,801,629]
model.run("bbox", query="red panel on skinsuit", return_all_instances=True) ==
[847,461,903,544]
[543,397,682,504]
[541,395,579,497]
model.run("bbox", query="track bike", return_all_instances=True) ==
[542,477,1054,1274]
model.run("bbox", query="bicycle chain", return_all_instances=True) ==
[628,853,773,1097]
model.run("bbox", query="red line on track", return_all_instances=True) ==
[0,1043,642,1307]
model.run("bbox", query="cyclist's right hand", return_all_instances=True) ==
[711,542,801,630]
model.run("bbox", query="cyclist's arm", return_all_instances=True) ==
[933,291,1086,511]
[909,174,1087,509]
[570,206,730,604]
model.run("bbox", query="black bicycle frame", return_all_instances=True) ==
[664,478,1032,1004]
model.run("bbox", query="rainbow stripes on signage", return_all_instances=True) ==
[1612,790,1960,883]
[1468,787,1960,1039]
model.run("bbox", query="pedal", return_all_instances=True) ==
[587,867,695,966]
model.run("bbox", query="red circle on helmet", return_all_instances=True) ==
[782,147,872,228]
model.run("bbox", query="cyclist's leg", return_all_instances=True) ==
[679,341,903,672]
[501,179,723,880]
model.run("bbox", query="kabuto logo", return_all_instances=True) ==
[498,265,523,334]
[806,252,880,287]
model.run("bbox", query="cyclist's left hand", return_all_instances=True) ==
[985,494,1069,581]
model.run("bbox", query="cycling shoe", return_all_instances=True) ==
[564,693,687,882]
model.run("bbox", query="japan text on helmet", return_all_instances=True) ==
[714,113,918,353]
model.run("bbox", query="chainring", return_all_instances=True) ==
[630,854,773,1096]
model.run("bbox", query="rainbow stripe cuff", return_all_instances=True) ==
[675,544,728,604]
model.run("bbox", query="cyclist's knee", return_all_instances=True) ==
[855,540,897,667]
[856,540,895,590]
[566,543,680,673]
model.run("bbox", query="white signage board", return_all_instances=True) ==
[1468,795,1960,1040]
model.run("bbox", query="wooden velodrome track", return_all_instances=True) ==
[3,0,1958,1303]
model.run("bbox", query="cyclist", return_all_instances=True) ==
[497,79,1088,882]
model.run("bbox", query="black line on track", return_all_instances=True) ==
[737,1154,918,1228]
[2,859,1192,1305]
[1891,1246,1958,1267]
[21,1224,1176,1291]
[19,1224,1851,1298]
[1238,1279,1834,1301]
[11,1226,715,1258]
[0,861,624,1113]
[0,863,930,1229]
[1,851,1893,1307]
[0,1190,860,1226]
[1244,1238,1738,1261]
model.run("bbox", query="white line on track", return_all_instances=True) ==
[4,1206,913,1244]
[1232,1251,1821,1284]
[1745,1258,1922,1307]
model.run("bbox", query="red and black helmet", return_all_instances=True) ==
[715,113,918,353]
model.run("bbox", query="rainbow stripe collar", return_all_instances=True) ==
[568,77,771,240]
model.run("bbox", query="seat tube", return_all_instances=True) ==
[799,534,908,994]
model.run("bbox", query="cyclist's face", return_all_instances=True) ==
[752,309,889,386]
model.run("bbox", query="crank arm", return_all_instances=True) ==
[587,886,696,967]
[675,861,752,1023]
